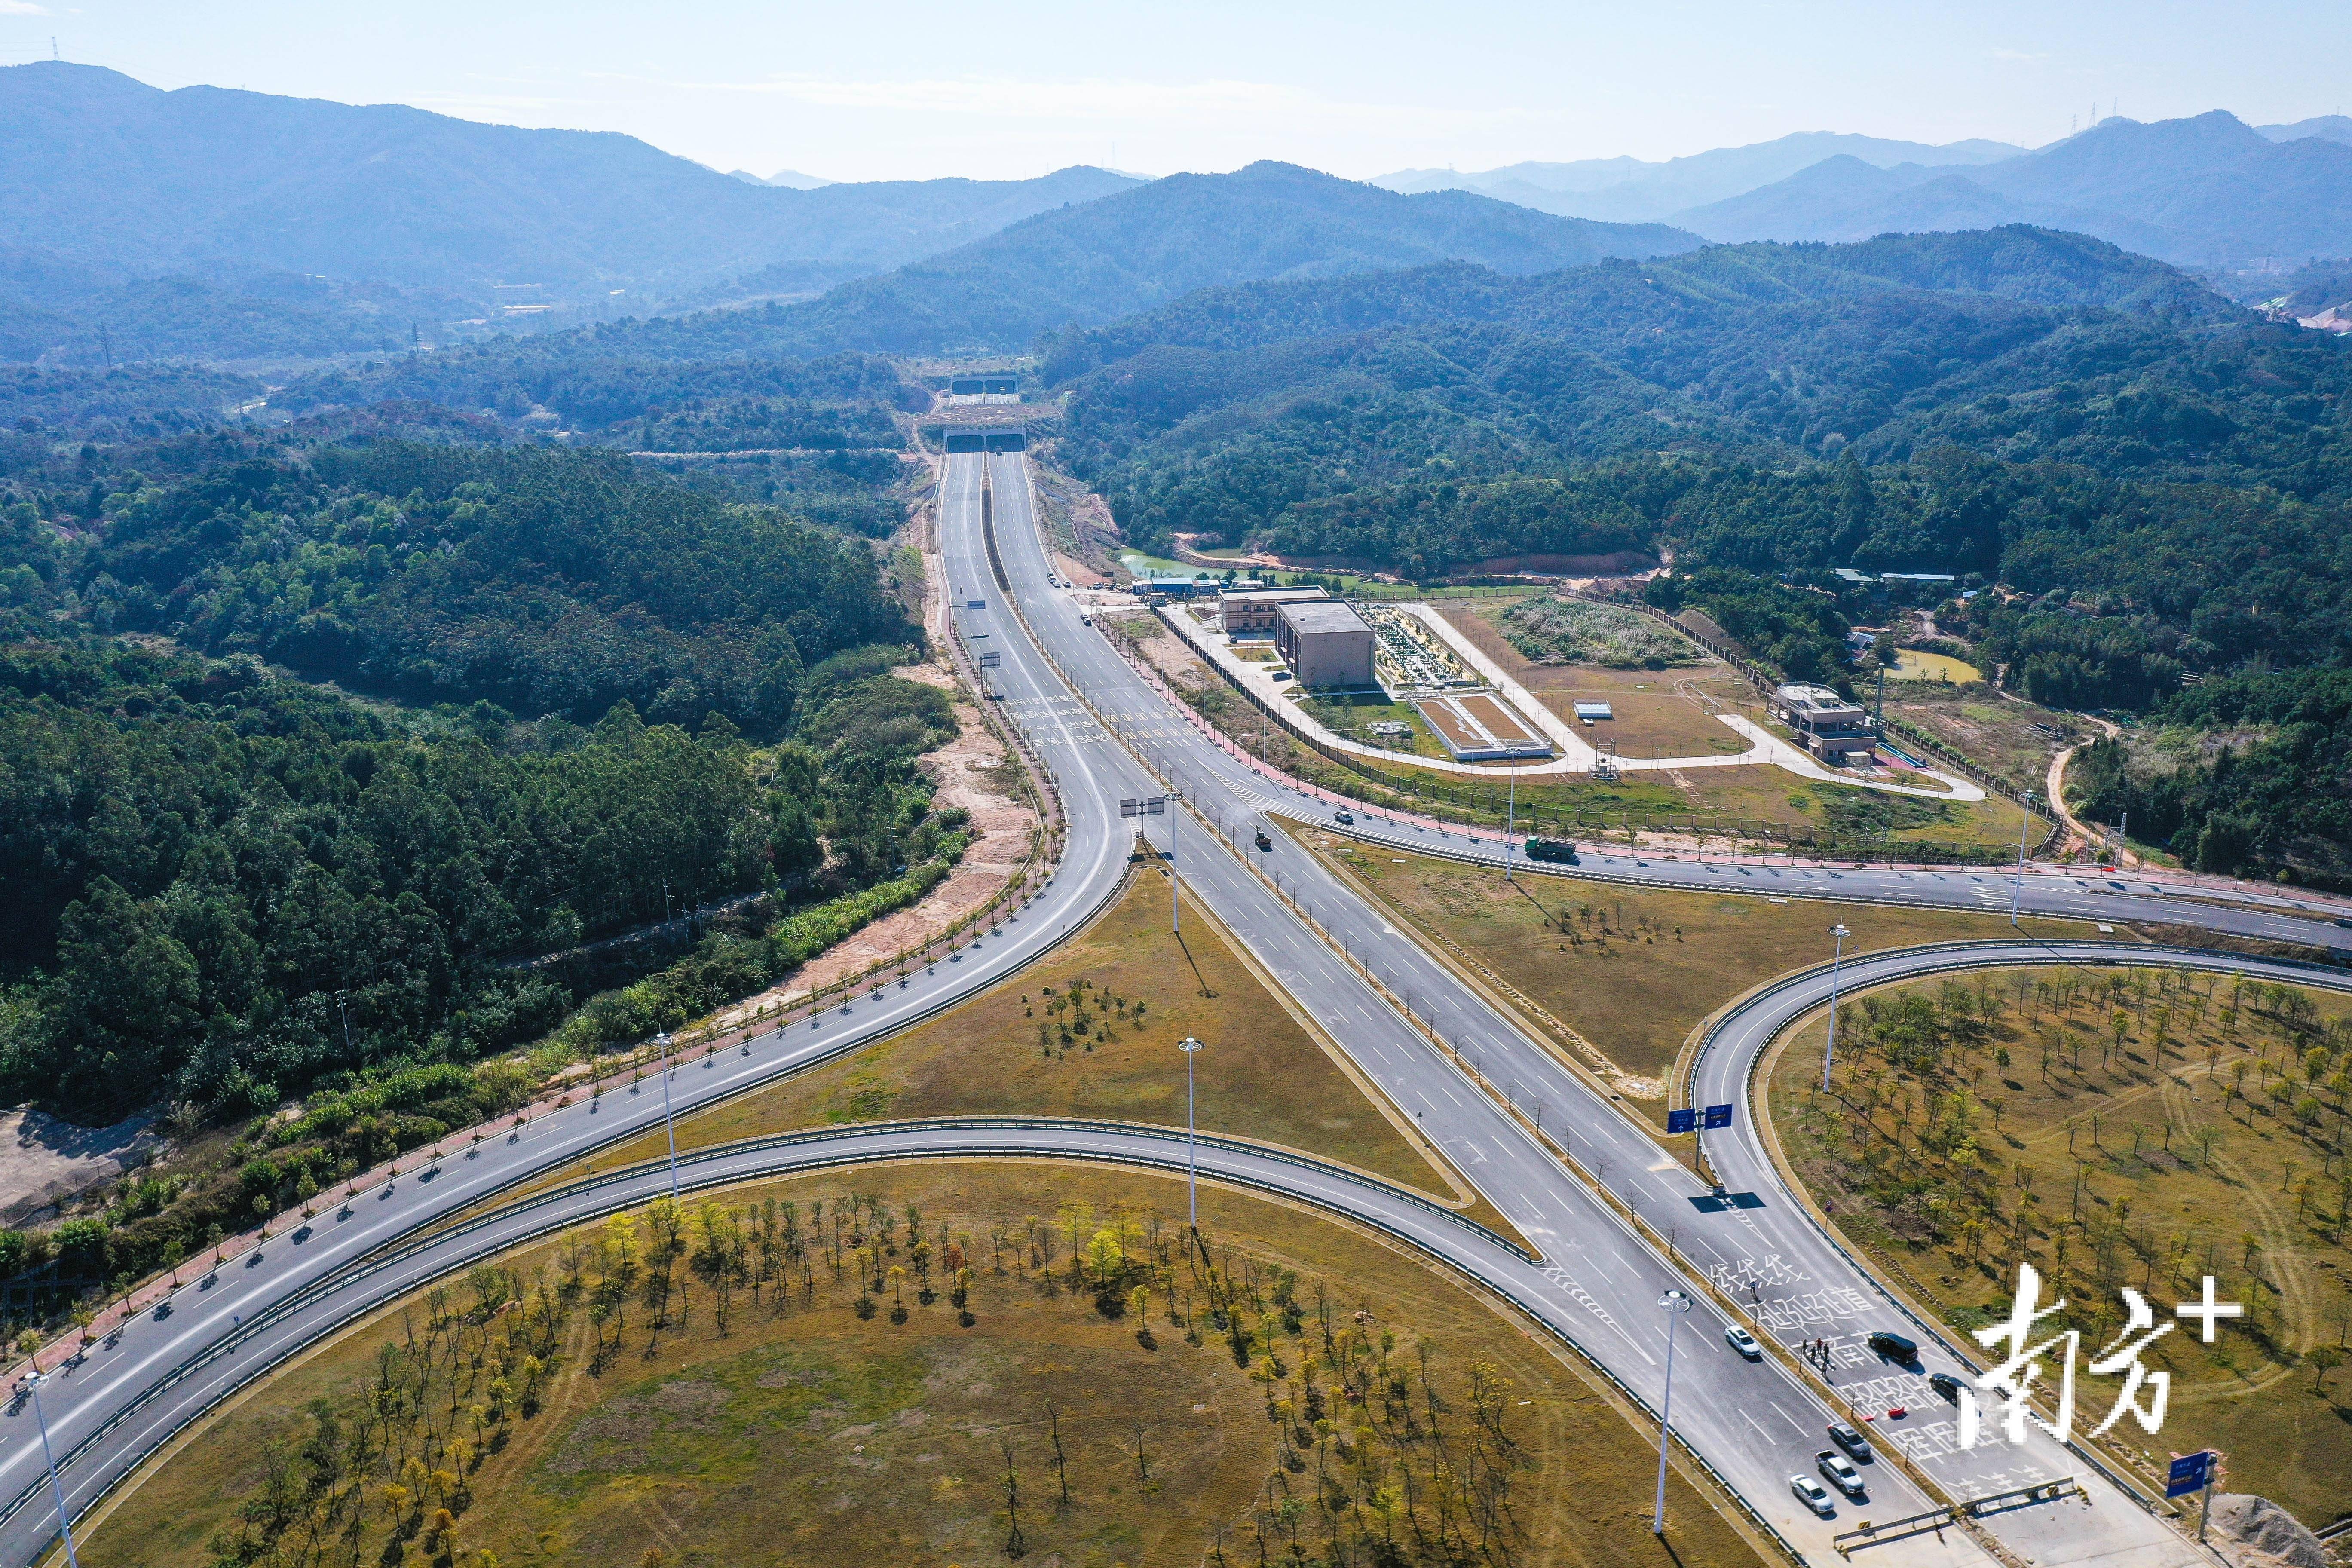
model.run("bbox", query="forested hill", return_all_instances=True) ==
[1053,225,2352,557]
[1046,226,2230,378]
[46,439,911,730]
[1052,226,2352,797]
[700,162,1705,359]
[0,430,985,1125]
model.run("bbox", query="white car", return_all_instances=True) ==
[1816,1450,1865,1498]
[1791,1474,1836,1516]
[1725,1325,1763,1360]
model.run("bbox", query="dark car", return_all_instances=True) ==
[1254,829,1273,852]
[1867,1331,1919,1363]
[1827,1421,1873,1462]
[1928,1372,1966,1402]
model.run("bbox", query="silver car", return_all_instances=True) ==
[1816,1450,1866,1498]
[1791,1474,1835,1516]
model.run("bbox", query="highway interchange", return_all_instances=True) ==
[5,450,2348,1567]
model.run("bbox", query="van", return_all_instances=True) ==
[1867,1331,1919,1362]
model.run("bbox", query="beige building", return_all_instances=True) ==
[1770,683,1877,762]
[1275,600,1376,689]
[1219,586,1327,636]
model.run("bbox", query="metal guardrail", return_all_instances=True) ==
[1711,940,2352,1525]
[9,1114,1840,1567]
[0,1118,1518,1546]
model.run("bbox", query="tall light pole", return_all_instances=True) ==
[1504,752,1519,882]
[655,1029,680,1202]
[1652,1288,1694,1537]
[1179,1037,1206,1226]
[1822,924,1851,1092]
[25,1371,80,1568]
[2010,788,2035,925]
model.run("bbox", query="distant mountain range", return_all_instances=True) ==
[1376,132,2025,223]
[705,161,1704,359]
[0,61,1139,350]
[727,169,836,189]
[8,58,2350,369]
[1383,114,2352,268]
[1680,113,2352,266]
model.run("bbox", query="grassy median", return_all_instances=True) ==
[85,1165,1767,1568]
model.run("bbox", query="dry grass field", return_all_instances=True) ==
[490,873,1517,1239]
[1291,830,2086,1102]
[1436,600,1757,759]
[84,1166,1768,1568]
[1766,963,2352,1525]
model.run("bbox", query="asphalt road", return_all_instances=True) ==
[8,452,2341,1566]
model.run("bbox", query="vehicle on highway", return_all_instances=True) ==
[1816,1450,1865,1497]
[1827,1421,1873,1461]
[1333,809,1354,825]
[1790,1474,1836,1516]
[1929,1371,1966,1402]
[1724,1325,1763,1359]
[1524,836,1580,864]
[1255,829,1274,851]
[1867,1330,1919,1363]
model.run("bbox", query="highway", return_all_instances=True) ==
[6,450,2343,1566]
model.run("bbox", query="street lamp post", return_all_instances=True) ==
[2011,788,2035,925]
[1504,753,1519,882]
[1179,1036,1206,1226]
[25,1371,80,1568]
[1822,924,1851,1092]
[1652,1289,1694,1536]
[655,1029,680,1202]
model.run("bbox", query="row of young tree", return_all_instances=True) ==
[1796,966,2352,1359]
[192,1192,1534,1568]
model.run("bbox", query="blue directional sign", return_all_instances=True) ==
[1703,1103,1734,1130]
[1666,1108,1697,1134]
[2165,1451,2215,1498]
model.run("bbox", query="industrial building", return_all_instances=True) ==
[1770,683,1877,762]
[1273,599,1376,688]
[1220,585,1328,636]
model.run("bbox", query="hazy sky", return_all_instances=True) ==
[4,0,2344,182]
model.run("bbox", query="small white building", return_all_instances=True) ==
[1770,683,1876,762]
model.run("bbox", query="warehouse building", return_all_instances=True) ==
[1274,600,1376,689]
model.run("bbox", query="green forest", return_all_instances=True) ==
[0,416,973,1139]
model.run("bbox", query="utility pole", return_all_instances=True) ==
[1179,1037,1205,1226]
[1822,925,1851,1091]
[25,1372,80,1568]
[2011,788,2035,925]
[1652,1289,1693,1536]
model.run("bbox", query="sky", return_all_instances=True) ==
[3,0,2345,183]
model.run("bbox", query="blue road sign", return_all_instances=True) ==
[1666,1108,1697,1134]
[1703,1103,1734,1130]
[2165,1452,2215,1498]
